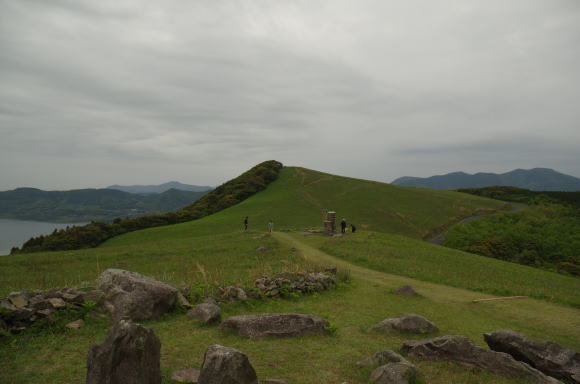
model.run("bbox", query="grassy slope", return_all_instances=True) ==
[1,166,579,384]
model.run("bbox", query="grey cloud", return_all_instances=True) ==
[1,0,579,190]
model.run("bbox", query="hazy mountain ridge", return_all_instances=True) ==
[392,168,580,191]
[107,181,212,194]
[0,187,208,222]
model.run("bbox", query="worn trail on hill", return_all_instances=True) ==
[272,231,580,340]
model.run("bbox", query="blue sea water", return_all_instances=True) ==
[0,219,86,255]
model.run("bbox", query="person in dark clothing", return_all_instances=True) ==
[351,224,356,233]
[244,216,248,231]
[341,218,347,233]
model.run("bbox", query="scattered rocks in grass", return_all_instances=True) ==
[87,319,161,384]
[393,286,417,295]
[0,287,89,334]
[65,319,84,330]
[357,350,409,367]
[188,303,221,324]
[484,329,580,382]
[96,268,178,322]
[324,265,338,275]
[172,368,200,383]
[198,344,257,384]
[401,335,560,384]
[370,362,419,384]
[220,286,248,302]
[371,313,438,334]
[220,313,329,338]
[254,271,336,298]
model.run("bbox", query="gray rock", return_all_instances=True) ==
[177,292,192,308]
[188,303,221,324]
[204,297,218,305]
[61,291,84,303]
[8,291,29,308]
[96,269,178,321]
[370,362,418,384]
[172,368,200,383]
[220,313,329,338]
[86,319,161,384]
[48,297,66,309]
[198,344,257,384]
[83,289,105,303]
[401,335,561,384]
[484,329,580,382]
[28,295,51,310]
[357,350,409,367]
[221,286,248,302]
[371,313,438,334]
[393,286,417,295]
[66,319,84,330]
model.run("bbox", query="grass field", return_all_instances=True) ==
[1,166,578,384]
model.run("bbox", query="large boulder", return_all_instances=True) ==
[370,362,419,384]
[188,303,221,324]
[96,269,178,321]
[484,329,580,382]
[371,313,438,334]
[86,319,161,384]
[220,313,329,338]
[198,344,257,384]
[401,335,560,384]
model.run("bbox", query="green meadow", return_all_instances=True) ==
[1,166,578,384]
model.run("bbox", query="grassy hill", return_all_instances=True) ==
[1,165,578,384]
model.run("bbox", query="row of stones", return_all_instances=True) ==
[0,287,103,333]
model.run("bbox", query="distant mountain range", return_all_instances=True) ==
[107,181,212,194]
[391,168,580,191]
[0,187,209,223]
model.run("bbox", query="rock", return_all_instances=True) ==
[204,297,218,305]
[28,295,51,310]
[86,319,161,384]
[261,380,287,384]
[66,319,84,330]
[256,247,268,252]
[96,269,178,321]
[0,298,17,311]
[61,291,84,303]
[188,303,221,324]
[221,286,248,302]
[48,297,66,309]
[393,286,417,295]
[198,344,257,384]
[177,292,192,308]
[371,313,438,334]
[172,368,200,383]
[324,265,338,275]
[484,329,580,382]
[401,335,560,384]
[370,362,419,384]
[220,313,329,338]
[83,289,105,303]
[8,291,29,308]
[357,350,409,367]
[36,309,52,317]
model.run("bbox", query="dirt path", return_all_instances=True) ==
[429,203,526,245]
[271,231,580,337]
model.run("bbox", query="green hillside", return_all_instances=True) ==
[1,165,578,384]
[104,166,507,247]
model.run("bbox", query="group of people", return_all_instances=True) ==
[243,216,356,234]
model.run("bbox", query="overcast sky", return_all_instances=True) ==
[1,0,579,190]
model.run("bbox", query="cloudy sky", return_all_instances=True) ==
[1,0,579,190]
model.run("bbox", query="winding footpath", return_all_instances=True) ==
[271,231,580,341]
[429,203,526,245]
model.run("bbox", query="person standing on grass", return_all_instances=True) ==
[341,218,347,233]
[267,219,274,233]
[244,216,248,231]
[351,224,357,233]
